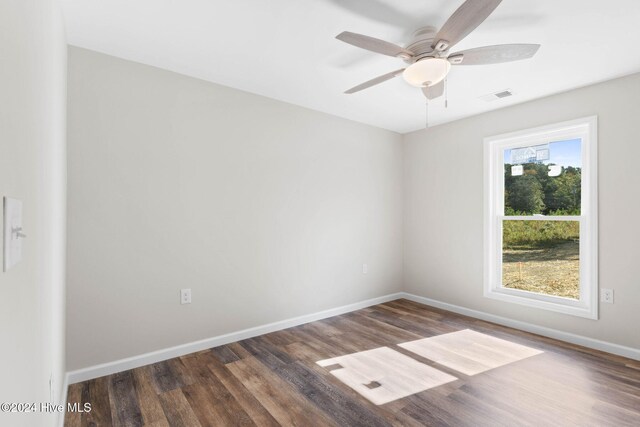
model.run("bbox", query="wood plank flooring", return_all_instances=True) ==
[65,299,640,426]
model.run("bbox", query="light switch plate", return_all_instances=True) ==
[3,197,24,272]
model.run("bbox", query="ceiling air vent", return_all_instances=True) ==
[494,90,512,98]
[479,89,514,102]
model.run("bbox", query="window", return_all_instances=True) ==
[484,117,598,319]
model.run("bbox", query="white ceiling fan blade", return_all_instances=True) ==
[344,68,405,94]
[422,81,444,100]
[336,31,413,59]
[432,0,503,50]
[448,44,540,65]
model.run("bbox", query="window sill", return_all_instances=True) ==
[484,287,598,319]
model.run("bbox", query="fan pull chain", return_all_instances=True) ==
[445,77,449,109]
[425,100,429,128]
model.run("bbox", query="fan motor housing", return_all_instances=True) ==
[404,26,443,62]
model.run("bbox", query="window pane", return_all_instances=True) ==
[504,139,582,216]
[502,220,580,299]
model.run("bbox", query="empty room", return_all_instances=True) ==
[2,0,640,426]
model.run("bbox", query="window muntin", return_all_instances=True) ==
[484,117,597,319]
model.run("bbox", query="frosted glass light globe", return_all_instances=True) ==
[402,58,451,88]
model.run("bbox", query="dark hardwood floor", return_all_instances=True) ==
[65,299,640,426]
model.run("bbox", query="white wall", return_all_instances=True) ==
[404,72,640,349]
[66,47,403,371]
[0,1,67,426]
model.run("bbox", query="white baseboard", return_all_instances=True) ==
[66,292,404,384]
[66,290,640,385]
[400,292,640,361]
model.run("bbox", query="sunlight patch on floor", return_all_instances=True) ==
[317,347,458,405]
[399,329,543,376]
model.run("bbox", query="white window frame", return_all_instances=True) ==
[484,116,598,319]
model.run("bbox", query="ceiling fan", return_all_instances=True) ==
[336,0,540,100]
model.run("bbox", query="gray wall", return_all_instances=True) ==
[0,1,67,426]
[67,46,640,372]
[66,47,404,371]
[404,73,640,349]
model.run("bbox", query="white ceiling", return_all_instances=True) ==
[61,0,640,134]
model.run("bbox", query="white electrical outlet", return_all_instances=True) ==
[362,263,368,274]
[600,288,614,304]
[181,288,192,304]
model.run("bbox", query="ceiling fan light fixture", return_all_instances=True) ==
[402,58,451,88]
